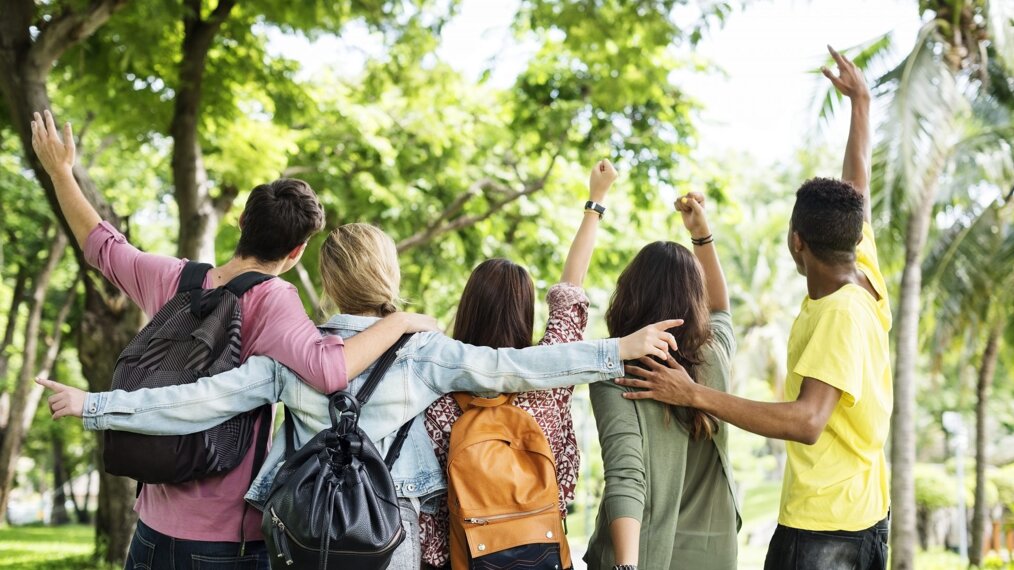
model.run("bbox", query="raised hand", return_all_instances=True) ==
[821,45,869,102]
[30,110,76,177]
[674,191,710,239]
[35,377,87,420]
[588,159,618,203]
[617,319,683,361]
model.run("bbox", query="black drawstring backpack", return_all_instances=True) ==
[263,334,414,569]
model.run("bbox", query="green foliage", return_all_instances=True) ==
[0,525,113,570]
[915,463,957,510]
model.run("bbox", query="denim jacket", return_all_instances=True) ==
[82,314,623,510]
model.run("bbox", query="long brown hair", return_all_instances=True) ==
[606,241,718,440]
[452,258,535,349]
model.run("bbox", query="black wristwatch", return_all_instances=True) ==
[612,566,637,570]
[584,200,606,218]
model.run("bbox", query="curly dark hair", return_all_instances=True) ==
[790,177,864,264]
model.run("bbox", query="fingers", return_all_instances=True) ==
[827,44,847,67]
[615,377,653,390]
[637,355,666,372]
[35,376,62,391]
[63,122,75,155]
[621,390,655,400]
[654,319,684,330]
[44,109,58,138]
[686,196,705,215]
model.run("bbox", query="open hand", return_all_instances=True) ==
[615,355,697,406]
[394,311,440,333]
[822,45,869,102]
[674,192,710,238]
[36,377,87,419]
[617,319,683,361]
[589,159,618,203]
[31,110,76,177]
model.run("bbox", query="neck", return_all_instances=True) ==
[805,261,862,299]
[218,256,286,278]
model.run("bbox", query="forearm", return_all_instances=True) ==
[689,384,822,444]
[842,96,871,221]
[609,517,640,566]
[50,167,102,248]
[560,211,600,286]
[82,362,279,434]
[343,315,412,378]
[692,241,729,312]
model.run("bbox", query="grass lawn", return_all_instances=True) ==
[0,524,111,570]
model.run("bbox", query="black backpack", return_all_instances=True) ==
[103,261,273,484]
[263,334,414,570]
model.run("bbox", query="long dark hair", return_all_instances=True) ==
[452,258,535,349]
[606,241,718,440]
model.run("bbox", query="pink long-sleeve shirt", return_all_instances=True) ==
[85,221,347,542]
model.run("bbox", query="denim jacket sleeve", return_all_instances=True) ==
[410,334,623,395]
[81,355,281,433]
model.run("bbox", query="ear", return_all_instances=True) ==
[791,231,805,253]
[238,212,245,230]
[287,242,307,260]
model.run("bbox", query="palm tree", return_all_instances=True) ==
[923,188,1014,566]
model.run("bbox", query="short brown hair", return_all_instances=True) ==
[606,241,717,440]
[235,178,325,262]
[452,259,535,350]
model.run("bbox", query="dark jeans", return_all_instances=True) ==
[125,519,269,570]
[764,516,889,570]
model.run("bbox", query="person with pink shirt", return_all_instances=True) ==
[30,110,435,568]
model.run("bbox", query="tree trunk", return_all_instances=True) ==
[0,0,136,562]
[889,183,937,570]
[171,0,237,261]
[0,231,67,518]
[51,432,71,525]
[0,264,28,384]
[970,319,1003,566]
[0,265,29,429]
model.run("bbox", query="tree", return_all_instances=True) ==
[0,0,141,562]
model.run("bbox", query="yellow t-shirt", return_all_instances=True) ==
[778,222,893,531]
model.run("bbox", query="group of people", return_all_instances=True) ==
[32,46,892,570]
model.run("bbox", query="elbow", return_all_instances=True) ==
[790,418,825,445]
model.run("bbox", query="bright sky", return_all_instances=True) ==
[267,0,923,166]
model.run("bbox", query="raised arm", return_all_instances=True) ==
[823,45,872,222]
[560,159,617,286]
[675,192,729,312]
[31,111,101,247]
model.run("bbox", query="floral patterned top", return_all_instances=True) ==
[419,282,590,567]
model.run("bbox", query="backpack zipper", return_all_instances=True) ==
[463,504,555,526]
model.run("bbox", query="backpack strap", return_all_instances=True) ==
[178,261,213,294]
[283,406,296,461]
[224,271,274,298]
[383,418,415,470]
[353,334,413,407]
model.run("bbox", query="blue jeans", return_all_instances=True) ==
[125,519,269,570]
[764,516,889,570]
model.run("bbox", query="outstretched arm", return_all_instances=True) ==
[31,111,101,247]
[560,159,617,286]
[676,192,729,312]
[823,45,872,222]
[616,356,841,445]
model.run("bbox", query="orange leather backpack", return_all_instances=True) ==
[446,393,571,570]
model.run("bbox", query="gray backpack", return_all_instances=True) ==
[102,261,273,484]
